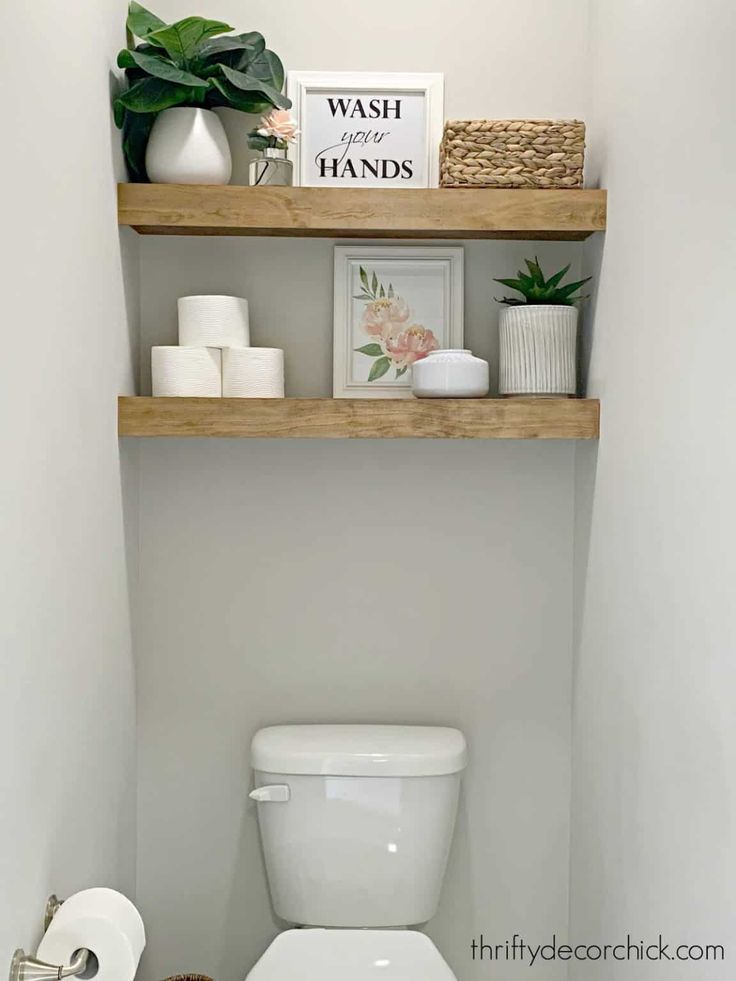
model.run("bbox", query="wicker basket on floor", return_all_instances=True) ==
[440,119,585,189]
[161,975,213,981]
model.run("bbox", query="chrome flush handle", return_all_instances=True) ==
[249,784,290,802]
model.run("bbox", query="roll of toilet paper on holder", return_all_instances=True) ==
[223,347,284,398]
[152,346,221,396]
[37,888,145,981]
[178,295,250,348]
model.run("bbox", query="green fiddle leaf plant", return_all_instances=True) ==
[114,2,291,181]
[494,257,591,305]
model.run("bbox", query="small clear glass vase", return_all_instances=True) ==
[249,147,293,187]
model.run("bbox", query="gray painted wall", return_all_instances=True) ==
[138,238,584,398]
[0,0,138,966]
[135,439,575,981]
[571,0,736,976]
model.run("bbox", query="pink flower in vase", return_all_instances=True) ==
[258,109,299,144]
[384,325,439,367]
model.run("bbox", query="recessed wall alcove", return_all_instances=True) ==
[124,3,595,981]
[130,230,590,981]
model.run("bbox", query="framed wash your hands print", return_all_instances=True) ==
[287,72,444,187]
[333,247,464,398]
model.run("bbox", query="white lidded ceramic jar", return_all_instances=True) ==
[498,305,578,396]
[412,349,490,398]
[145,107,232,184]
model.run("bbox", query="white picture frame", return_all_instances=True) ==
[333,246,464,399]
[286,71,444,188]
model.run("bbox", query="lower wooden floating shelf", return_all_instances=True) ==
[118,397,600,440]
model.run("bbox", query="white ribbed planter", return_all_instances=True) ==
[498,305,578,396]
[145,108,232,185]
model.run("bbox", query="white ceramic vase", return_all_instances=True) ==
[145,107,232,185]
[214,106,262,184]
[412,349,490,398]
[498,305,578,396]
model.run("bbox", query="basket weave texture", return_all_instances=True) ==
[440,120,585,188]
[160,975,213,981]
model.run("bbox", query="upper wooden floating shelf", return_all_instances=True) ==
[118,397,600,440]
[117,184,606,240]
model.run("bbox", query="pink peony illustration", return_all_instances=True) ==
[361,295,410,338]
[353,266,441,382]
[384,325,439,367]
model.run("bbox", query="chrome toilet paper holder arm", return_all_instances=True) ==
[9,897,91,981]
[10,947,89,981]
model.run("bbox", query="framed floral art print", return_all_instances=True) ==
[333,246,464,398]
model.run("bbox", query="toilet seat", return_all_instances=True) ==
[245,929,457,979]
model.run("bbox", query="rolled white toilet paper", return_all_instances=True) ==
[222,347,285,398]
[178,295,250,348]
[37,888,145,981]
[152,346,222,396]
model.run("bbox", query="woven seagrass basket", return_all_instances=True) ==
[440,119,585,189]
[161,975,213,981]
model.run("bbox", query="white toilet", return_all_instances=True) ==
[245,724,467,979]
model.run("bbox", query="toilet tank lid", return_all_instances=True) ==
[251,725,467,777]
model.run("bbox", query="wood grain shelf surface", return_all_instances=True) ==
[118,185,606,240]
[118,397,600,440]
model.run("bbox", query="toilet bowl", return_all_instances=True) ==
[244,725,466,980]
[246,929,456,980]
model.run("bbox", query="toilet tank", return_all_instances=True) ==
[250,724,467,928]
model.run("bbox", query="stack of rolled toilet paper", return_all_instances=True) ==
[151,295,285,398]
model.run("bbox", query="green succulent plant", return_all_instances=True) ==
[494,257,591,306]
[113,2,290,182]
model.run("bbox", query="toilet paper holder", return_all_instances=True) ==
[9,896,91,981]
